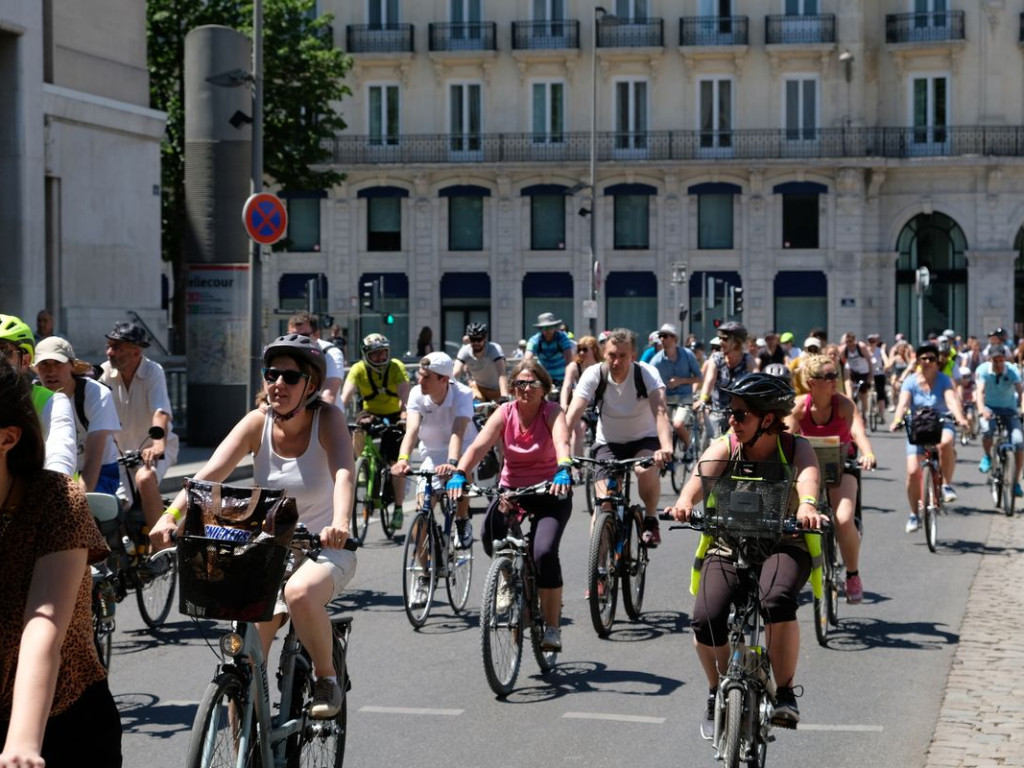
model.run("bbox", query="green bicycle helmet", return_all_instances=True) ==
[0,314,36,358]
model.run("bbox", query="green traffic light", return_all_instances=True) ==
[385,313,395,325]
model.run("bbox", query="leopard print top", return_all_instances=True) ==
[0,471,109,718]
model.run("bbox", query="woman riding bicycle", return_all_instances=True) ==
[889,343,969,533]
[560,335,601,457]
[694,321,756,439]
[448,359,572,652]
[151,334,357,720]
[785,355,877,604]
[666,373,824,735]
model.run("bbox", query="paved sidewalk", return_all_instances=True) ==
[924,512,1024,767]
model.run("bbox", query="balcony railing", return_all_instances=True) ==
[511,20,580,50]
[765,14,835,45]
[325,126,1024,165]
[597,18,664,48]
[885,11,965,44]
[345,24,415,53]
[428,22,497,52]
[679,16,749,47]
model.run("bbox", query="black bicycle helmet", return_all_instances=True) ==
[717,321,748,343]
[262,334,326,383]
[465,322,488,338]
[720,372,796,415]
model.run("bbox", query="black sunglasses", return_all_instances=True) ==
[469,336,485,342]
[812,372,839,381]
[658,333,675,339]
[262,367,308,386]
[512,379,543,390]
[918,356,937,363]
[727,408,757,423]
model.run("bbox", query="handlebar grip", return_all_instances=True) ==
[343,537,361,551]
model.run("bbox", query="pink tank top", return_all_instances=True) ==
[500,400,558,487]
[798,394,853,446]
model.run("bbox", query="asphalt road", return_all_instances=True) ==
[111,425,998,767]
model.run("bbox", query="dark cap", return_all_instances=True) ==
[106,321,150,348]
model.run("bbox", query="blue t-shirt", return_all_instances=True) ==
[975,361,1021,410]
[526,330,573,382]
[650,347,702,401]
[901,372,955,414]
[640,345,657,364]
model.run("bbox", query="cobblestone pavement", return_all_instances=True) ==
[924,513,1024,767]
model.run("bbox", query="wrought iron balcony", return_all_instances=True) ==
[511,20,580,50]
[345,24,415,54]
[679,16,749,47]
[597,18,664,48]
[765,14,836,45]
[325,125,1024,166]
[428,22,497,52]
[885,11,965,44]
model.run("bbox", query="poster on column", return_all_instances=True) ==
[186,264,250,384]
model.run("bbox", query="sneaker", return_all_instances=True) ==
[845,574,864,604]
[409,577,429,609]
[771,686,800,727]
[455,518,473,549]
[942,484,958,503]
[700,690,717,740]
[495,577,513,613]
[390,507,404,530]
[887,405,896,413]
[905,513,921,533]
[682,446,695,463]
[979,455,992,473]
[541,626,562,651]
[309,677,342,719]
[641,517,662,548]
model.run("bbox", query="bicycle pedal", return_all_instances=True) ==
[770,717,798,730]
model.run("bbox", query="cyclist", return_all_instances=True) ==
[448,358,572,651]
[958,366,978,439]
[151,334,356,719]
[756,331,786,370]
[560,335,602,457]
[392,353,477,608]
[524,312,574,387]
[974,345,1024,496]
[665,373,824,734]
[841,332,872,417]
[890,343,969,532]
[867,334,890,420]
[453,322,508,402]
[288,311,345,406]
[565,328,674,547]
[982,327,1009,362]
[34,337,123,495]
[649,323,702,460]
[695,321,756,438]
[785,355,877,604]
[0,313,76,476]
[341,333,410,517]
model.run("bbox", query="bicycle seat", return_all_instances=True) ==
[86,492,120,523]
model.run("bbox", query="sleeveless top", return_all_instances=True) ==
[798,394,853,446]
[252,409,334,532]
[500,400,558,488]
[712,351,754,408]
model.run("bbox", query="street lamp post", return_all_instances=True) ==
[248,0,265,407]
[588,7,616,337]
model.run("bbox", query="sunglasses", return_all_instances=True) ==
[512,379,543,391]
[262,367,309,386]
[918,356,937,363]
[658,333,675,339]
[727,408,757,423]
[812,372,839,381]
[469,336,485,343]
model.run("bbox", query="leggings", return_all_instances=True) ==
[691,547,811,647]
[483,491,572,589]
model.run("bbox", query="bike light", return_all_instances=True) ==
[219,632,244,656]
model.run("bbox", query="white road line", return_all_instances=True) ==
[152,700,200,708]
[798,724,885,732]
[563,712,666,725]
[359,706,463,717]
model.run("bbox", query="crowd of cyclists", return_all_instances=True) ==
[3,303,1022,764]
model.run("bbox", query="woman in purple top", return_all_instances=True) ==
[448,359,572,651]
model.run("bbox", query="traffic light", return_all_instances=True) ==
[384,313,395,325]
[678,303,688,323]
[361,279,378,311]
[713,318,722,329]
[733,286,744,315]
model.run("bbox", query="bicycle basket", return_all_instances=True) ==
[908,408,943,446]
[184,479,298,544]
[804,435,843,487]
[698,459,795,539]
[177,536,290,622]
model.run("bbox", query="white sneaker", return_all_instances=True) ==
[409,578,429,609]
[495,578,513,613]
[942,484,957,503]
[905,513,921,533]
[541,626,562,651]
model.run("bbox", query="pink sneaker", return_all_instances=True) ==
[845,574,864,604]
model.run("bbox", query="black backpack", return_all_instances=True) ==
[592,362,648,415]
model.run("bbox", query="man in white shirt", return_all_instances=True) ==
[34,337,122,494]
[566,329,673,547]
[289,312,345,406]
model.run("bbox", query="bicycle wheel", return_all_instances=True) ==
[528,584,558,674]
[721,686,744,768]
[92,595,113,670]
[868,393,879,432]
[401,513,436,628]
[587,510,618,637]
[1002,450,1016,517]
[444,511,473,615]
[378,470,398,540]
[621,506,647,622]
[825,524,841,627]
[584,467,596,516]
[185,672,260,768]
[669,434,686,494]
[351,457,373,542]
[480,556,523,697]
[922,463,939,553]
[136,547,177,628]
[288,637,347,768]
[813,528,833,647]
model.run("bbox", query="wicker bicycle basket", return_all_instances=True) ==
[697,459,796,540]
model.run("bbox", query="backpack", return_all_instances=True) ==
[592,362,648,415]
[73,376,90,430]
[908,407,943,446]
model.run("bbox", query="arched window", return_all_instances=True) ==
[895,213,967,340]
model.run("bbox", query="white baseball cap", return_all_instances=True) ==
[419,352,454,379]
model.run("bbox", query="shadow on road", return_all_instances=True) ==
[116,692,194,737]
[497,660,684,704]
[814,616,958,652]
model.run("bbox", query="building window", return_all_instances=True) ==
[699,77,732,151]
[782,195,818,249]
[614,78,648,150]
[786,0,818,13]
[367,197,401,251]
[699,194,733,249]
[449,82,482,154]
[530,196,566,250]
[532,81,564,144]
[911,75,948,151]
[785,77,817,141]
[369,0,399,26]
[615,0,648,20]
[286,197,321,252]
[614,195,649,250]
[368,84,399,146]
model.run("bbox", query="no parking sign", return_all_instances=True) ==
[242,192,288,245]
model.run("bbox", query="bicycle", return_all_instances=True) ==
[659,423,687,495]
[901,414,955,553]
[572,455,655,637]
[959,401,978,446]
[183,525,360,768]
[400,468,474,628]
[350,419,406,541]
[986,413,1017,517]
[470,481,560,697]
[866,384,880,432]
[471,400,503,490]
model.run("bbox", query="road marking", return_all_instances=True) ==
[359,706,463,716]
[153,700,199,708]
[799,724,885,732]
[563,712,666,724]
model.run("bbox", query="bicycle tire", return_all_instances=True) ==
[825,523,840,628]
[721,686,744,768]
[480,556,523,697]
[1002,450,1016,517]
[621,506,647,622]
[378,471,398,540]
[813,522,832,647]
[401,513,436,628]
[990,457,1002,509]
[444,510,473,614]
[868,401,879,432]
[922,463,938,553]
[528,577,558,674]
[93,605,113,670]
[185,672,260,768]
[587,510,618,637]
[351,457,373,542]
[584,467,595,516]
[136,547,177,628]
[288,635,347,768]
[669,434,686,494]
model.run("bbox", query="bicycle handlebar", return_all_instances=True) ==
[571,455,656,470]
[657,508,827,536]
[464,481,551,500]
[291,524,361,553]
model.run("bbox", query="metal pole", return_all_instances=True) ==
[588,7,602,337]
[248,0,264,406]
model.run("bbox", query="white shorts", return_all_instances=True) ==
[274,547,357,616]
[669,400,694,426]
